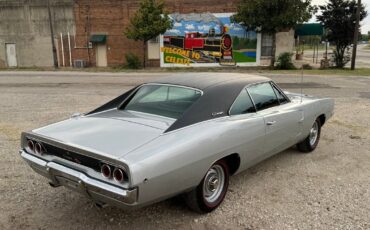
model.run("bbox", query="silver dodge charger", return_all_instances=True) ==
[20,73,334,213]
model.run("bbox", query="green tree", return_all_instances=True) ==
[317,0,367,68]
[233,0,316,66]
[233,36,240,50]
[360,34,369,41]
[124,0,172,67]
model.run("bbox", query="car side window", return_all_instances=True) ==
[247,82,279,111]
[272,84,288,104]
[229,89,256,115]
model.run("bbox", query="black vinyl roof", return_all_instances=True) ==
[88,73,271,132]
[154,73,270,132]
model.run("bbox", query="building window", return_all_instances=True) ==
[261,34,273,57]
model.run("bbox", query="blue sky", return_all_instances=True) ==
[165,15,257,39]
[165,1,370,36]
[311,0,370,34]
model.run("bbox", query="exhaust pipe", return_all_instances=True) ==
[94,202,108,209]
[49,182,61,188]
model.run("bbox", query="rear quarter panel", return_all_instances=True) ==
[121,115,265,205]
[298,97,335,141]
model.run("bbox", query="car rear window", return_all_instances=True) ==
[120,84,202,119]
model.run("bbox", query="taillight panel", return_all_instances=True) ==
[25,137,129,184]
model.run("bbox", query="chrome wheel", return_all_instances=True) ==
[202,165,225,203]
[309,121,319,146]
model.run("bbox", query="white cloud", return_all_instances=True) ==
[197,25,211,31]
[166,29,181,34]
[224,23,244,31]
[232,27,243,31]
[185,24,195,30]
[173,22,182,27]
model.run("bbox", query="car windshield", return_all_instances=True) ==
[120,84,202,119]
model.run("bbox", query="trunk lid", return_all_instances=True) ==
[32,110,175,158]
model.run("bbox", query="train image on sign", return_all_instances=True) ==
[164,26,234,63]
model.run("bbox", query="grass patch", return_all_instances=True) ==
[1,66,370,76]
[263,68,370,76]
[232,51,256,62]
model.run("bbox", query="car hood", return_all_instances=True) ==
[32,110,175,159]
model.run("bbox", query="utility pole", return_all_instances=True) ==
[47,0,58,68]
[351,0,361,70]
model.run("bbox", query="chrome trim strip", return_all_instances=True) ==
[117,83,204,110]
[270,81,291,103]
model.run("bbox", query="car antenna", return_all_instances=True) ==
[300,65,304,103]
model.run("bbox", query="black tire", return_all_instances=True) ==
[297,118,322,153]
[185,159,230,213]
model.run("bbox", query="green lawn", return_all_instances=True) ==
[262,68,370,76]
[232,51,256,62]
[2,65,370,77]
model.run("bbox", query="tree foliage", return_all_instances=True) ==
[317,0,367,68]
[234,0,316,33]
[233,0,316,66]
[125,0,171,41]
[124,0,172,67]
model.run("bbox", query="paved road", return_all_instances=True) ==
[0,72,369,229]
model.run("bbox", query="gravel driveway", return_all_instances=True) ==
[0,71,369,230]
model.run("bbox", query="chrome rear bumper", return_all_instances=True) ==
[20,150,138,208]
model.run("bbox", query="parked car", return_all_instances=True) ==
[20,73,334,213]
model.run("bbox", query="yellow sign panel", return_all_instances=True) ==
[161,47,201,65]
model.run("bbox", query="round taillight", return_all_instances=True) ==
[113,168,126,183]
[27,140,35,153]
[101,164,112,178]
[35,142,44,155]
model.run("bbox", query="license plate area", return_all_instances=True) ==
[55,176,80,190]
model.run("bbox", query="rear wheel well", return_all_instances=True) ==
[318,114,326,126]
[222,153,240,175]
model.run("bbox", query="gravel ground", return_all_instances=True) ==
[0,71,369,230]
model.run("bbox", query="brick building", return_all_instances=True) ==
[63,0,241,68]
[0,0,294,68]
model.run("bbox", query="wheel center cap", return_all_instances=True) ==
[209,178,219,192]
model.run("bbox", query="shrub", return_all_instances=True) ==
[275,52,296,70]
[125,53,142,69]
[331,47,351,68]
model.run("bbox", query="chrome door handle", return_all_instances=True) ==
[266,121,277,126]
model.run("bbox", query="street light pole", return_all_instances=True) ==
[351,0,361,70]
[47,0,58,68]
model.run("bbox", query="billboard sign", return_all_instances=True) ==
[160,13,260,67]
